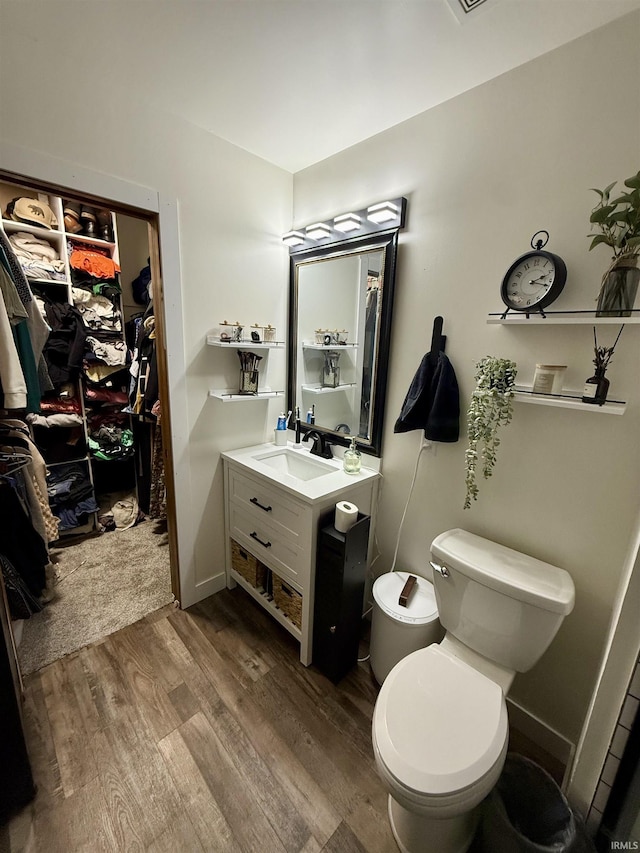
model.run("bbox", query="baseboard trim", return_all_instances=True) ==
[507,697,575,786]
[192,572,227,604]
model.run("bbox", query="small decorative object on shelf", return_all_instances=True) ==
[218,320,243,342]
[532,364,566,395]
[588,170,640,317]
[582,325,623,406]
[321,350,341,388]
[250,324,263,342]
[237,350,262,394]
[464,356,517,510]
[263,324,276,342]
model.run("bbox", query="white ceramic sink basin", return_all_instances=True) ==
[252,448,336,481]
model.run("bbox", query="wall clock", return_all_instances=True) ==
[500,231,567,317]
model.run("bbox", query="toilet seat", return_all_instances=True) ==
[373,644,508,797]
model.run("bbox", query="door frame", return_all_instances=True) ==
[0,142,198,607]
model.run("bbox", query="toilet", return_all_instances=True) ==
[372,528,575,853]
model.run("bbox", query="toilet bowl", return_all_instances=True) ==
[373,643,509,853]
[372,528,575,853]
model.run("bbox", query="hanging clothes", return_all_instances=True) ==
[0,289,27,409]
[0,458,49,619]
[0,419,59,544]
[38,294,87,389]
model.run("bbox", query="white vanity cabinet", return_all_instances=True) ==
[222,443,380,665]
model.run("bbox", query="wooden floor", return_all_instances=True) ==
[3,588,399,853]
[3,586,565,852]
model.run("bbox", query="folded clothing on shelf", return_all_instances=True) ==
[72,287,122,333]
[69,244,120,280]
[8,231,66,281]
[85,336,128,366]
[88,425,134,461]
[70,268,121,297]
[46,461,98,531]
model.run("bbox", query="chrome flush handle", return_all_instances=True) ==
[429,561,450,578]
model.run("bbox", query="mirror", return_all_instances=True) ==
[287,230,400,457]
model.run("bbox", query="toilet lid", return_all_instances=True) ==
[374,644,508,795]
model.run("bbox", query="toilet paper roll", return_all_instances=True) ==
[335,500,358,533]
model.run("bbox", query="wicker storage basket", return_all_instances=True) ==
[272,574,303,629]
[230,539,267,589]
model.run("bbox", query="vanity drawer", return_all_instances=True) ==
[228,467,304,542]
[228,504,305,589]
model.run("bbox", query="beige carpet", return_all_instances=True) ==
[17,519,174,675]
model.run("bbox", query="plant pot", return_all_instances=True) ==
[596,256,640,317]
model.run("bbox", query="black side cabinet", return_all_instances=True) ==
[313,513,370,683]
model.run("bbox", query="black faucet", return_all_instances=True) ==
[303,430,333,459]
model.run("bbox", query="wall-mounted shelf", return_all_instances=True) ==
[515,386,626,415]
[488,311,640,325]
[209,389,284,402]
[302,342,358,350]
[206,336,284,349]
[301,383,356,394]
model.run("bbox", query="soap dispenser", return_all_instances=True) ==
[343,436,362,475]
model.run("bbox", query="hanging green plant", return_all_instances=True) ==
[464,356,517,510]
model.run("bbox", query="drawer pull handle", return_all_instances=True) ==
[250,531,272,549]
[250,497,272,513]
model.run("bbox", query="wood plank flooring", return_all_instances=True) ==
[2,588,399,853]
[3,587,565,852]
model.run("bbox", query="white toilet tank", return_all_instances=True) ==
[430,529,575,673]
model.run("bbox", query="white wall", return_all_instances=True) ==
[293,12,640,746]
[0,3,293,604]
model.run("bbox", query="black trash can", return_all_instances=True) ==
[478,753,596,853]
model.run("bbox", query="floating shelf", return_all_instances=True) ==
[515,386,626,415]
[230,568,302,640]
[302,342,357,349]
[28,278,70,287]
[488,311,640,325]
[301,383,356,394]
[209,389,284,402]
[206,336,285,349]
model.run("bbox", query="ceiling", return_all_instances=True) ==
[3,0,640,173]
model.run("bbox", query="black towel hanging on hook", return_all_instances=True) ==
[393,315,460,442]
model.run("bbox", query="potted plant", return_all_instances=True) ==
[464,356,517,510]
[588,169,640,316]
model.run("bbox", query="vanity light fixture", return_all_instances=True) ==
[284,197,406,253]
[306,222,332,240]
[334,213,361,233]
[367,201,399,224]
[283,231,305,247]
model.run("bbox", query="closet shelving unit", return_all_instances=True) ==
[206,334,285,401]
[488,309,635,415]
[0,181,131,536]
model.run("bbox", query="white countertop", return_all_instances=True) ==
[221,440,380,503]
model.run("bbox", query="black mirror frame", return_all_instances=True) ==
[287,228,401,458]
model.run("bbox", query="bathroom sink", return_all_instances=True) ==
[252,448,336,481]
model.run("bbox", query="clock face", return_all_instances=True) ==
[501,251,566,311]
